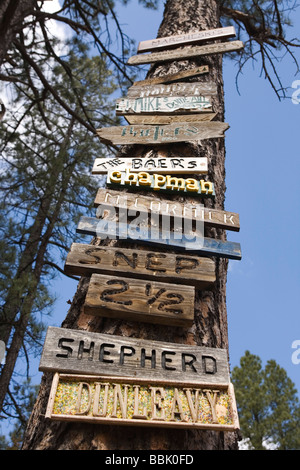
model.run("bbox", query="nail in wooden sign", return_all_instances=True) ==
[116,96,212,115]
[64,243,216,288]
[123,113,217,125]
[76,217,242,260]
[46,373,239,432]
[127,41,244,66]
[133,65,209,87]
[127,82,217,98]
[96,122,229,145]
[84,274,195,327]
[137,26,236,53]
[106,170,215,198]
[39,326,230,384]
[94,188,239,232]
[92,156,208,174]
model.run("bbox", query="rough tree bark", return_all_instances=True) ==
[22,0,239,450]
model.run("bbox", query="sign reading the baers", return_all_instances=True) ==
[40,327,230,386]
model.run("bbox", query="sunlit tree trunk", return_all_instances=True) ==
[22,0,238,450]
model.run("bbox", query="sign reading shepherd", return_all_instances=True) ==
[39,327,230,384]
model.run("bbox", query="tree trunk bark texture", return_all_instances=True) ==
[22,0,239,450]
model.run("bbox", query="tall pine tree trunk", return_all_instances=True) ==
[22,0,239,450]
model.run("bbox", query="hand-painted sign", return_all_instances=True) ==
[76,217,242,260]
[46,373,240,431]
[127,82,217,98]
[96,122,229,145]
[123,113,217,125]
[39,326,230,384]
[93,188,240,231]
[116,96,212,115]
[137,26,236,53]
[106,170,215,198]
[64,243,216,288]
[127,41,244,66]
[92,156,208,174]
[133,65,209,87]
[84,274,195,327]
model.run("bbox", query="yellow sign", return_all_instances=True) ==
[46,374,239,431]
[107,169,215,197]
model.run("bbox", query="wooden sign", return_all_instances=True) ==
[45,373,239,432]
[127,82,217,98]
[106,170,215,198]
[127,41,244,66]
[39,326,230,384]
[94,188,240,232]
[137,26,236,53]
[92,156,208,174]
[64,243,216,288]
[84,274,195,327]
[116,96,212,115]
[123,113,217,125]
[96,122,229,145]
[76,217,242,260]
[133,65,209,86]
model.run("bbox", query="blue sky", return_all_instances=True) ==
[40,1,300,399]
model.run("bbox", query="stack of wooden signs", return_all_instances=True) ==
[40,26,243,432]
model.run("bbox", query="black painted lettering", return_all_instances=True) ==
[113,251,138,269]
[120,346,135,365]
[77,340,94,361]
[99,343,115,363]
[182,353,197,372]
[162,351,176,371]
[202,355,217,374]
[145,253,166,272]
[56,338,74,358]
[175,256,199,274]
[100,279,132,305]
[141,348,156,369]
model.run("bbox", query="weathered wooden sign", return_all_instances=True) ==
[84,274,195,327]
[137,26,236,53]
[39,326,230,384]
[133,65,209,86]
[116,96,212,115]
[64,243,216,288]
[76,217,242,260]
[92,156,208,174]
[96,122,229,145]
[106,170,215,198]
[127,41,244,66]
[127,82,217,98]
[45,373,239,431]
[123,113,217,125]
[94,188,240,232]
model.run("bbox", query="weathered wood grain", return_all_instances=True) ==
[123,113,217,124]
[92,156,208,174]
[137,26,236,53]
[127,41,244,65]
[45,373,239,431]
[106,170,215,198]
[94,188,240,231]
[64,243,216,287]
[84,273,195,327]
[127,82,217,98]
[39,326,231,384]
[116,96,212,115]
[96,121,229,145]
[132,66,209,86]
[76,217,242,260]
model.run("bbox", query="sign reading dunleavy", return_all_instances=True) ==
[39,327,230,384]
[46,373,239,431]
[92,156,208,174]
[137,26,236,53]
[96,122,229,145]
